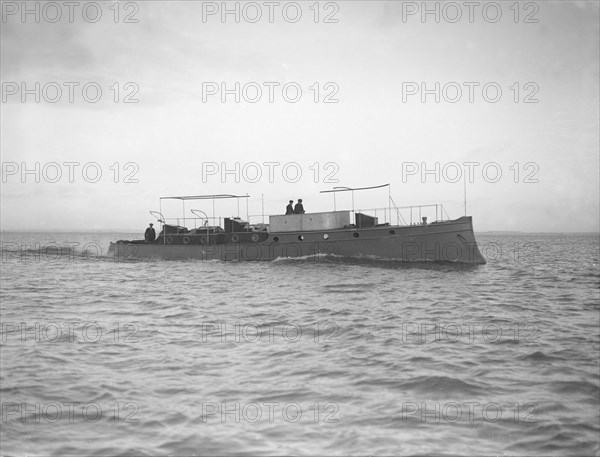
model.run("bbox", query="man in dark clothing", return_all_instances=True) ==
[145,223,156,242]
[285,200,294,215]
[294,199,305,214]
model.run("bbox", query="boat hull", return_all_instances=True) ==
[107,217,486,264]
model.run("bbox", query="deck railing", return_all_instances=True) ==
[152,202,453,232]
[248,202,451,227]
[154,215,225,230]
[353,203,452,226]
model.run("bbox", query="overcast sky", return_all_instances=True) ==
[1,1,598,232]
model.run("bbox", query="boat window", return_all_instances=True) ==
[298,235,304,241]
[389,229,396,235]
[323,234,329,240]
[273,236,279,242]
[353,232,360,238]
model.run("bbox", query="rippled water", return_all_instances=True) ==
[1,232,599,456]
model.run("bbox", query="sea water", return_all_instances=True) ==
[1,232,598,455]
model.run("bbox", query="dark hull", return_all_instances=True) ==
[107,217,486,264]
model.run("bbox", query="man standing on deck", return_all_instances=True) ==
[145,223,156,242]
[285,200,294,215]
[294,199,305,214]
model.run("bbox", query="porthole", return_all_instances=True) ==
[298,235,304,241]
[273,236,279,242]
[353,232,360,238]
[389,229,396,235]
[323,234,329,240]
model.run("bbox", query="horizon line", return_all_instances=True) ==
[1,229,599,235]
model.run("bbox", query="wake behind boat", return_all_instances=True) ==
[107,184,486,264]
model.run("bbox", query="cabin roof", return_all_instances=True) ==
[160,194,250,200]
[319,183,389,193]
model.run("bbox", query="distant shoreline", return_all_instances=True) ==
[1,230,599,236]
[478,231,600,236]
